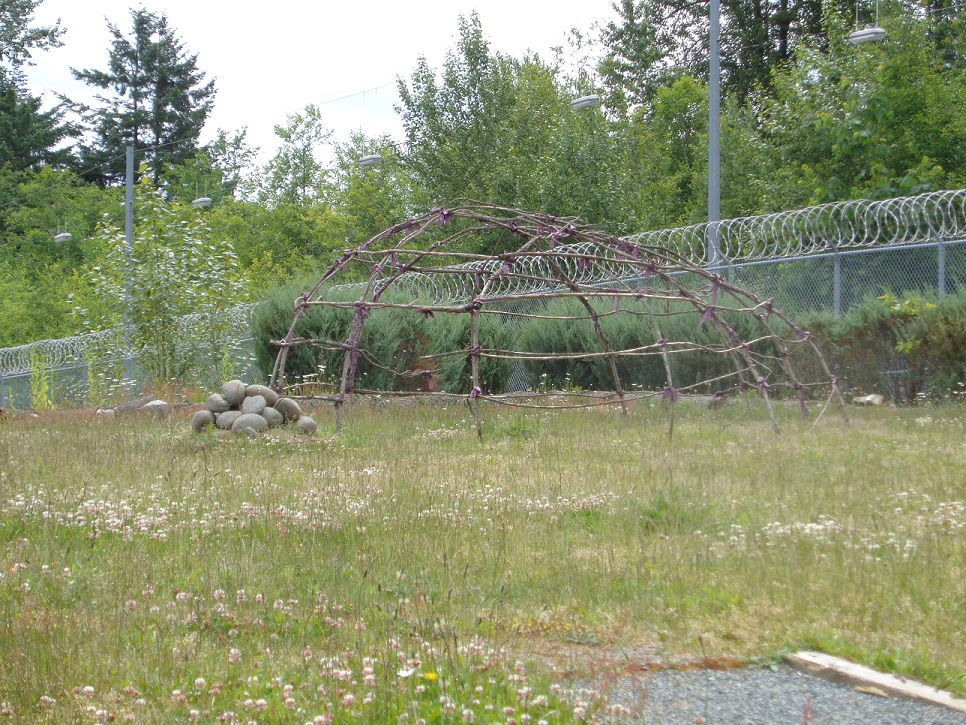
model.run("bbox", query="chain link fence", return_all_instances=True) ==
[0,304,261,409]
[3,189,966,408]
[718,240,966,317]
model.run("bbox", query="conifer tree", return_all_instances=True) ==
[72,8,216,185]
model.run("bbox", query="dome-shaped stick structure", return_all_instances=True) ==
[269,201,848,437]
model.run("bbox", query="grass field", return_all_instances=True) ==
[0,398,963,723]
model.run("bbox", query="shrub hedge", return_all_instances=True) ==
[254,285,793,397]
[802,290,966,403]
[254,281,966,403]
[253,282,514,394]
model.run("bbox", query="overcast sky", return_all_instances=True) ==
[25,1,616,164]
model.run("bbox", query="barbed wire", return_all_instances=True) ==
[324,189,966,305]
[627,189,966,263]
[0,303,257,377]
[3,188,966,378]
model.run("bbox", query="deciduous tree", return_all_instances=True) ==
[0,0,63,83]
[396,12,519,207]
[74,172,246,384]
[259,105,332,207]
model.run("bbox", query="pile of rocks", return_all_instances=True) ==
[191,380,317,436]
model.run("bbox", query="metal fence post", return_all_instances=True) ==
[938,240,946,296]
[833,248,842,315]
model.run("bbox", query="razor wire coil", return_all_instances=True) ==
[4,189,966,378]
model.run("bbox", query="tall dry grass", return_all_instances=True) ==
[0,399,963,722]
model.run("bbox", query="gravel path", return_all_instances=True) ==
[603,664,966,724]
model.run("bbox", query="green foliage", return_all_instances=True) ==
[259,105,333,207]
[207,199,350,284]
[537,92,636,233]
[28,347,52,410]
[0,270,76,348]
[516,295,776,393]
[0,70,75,171]
[517,297,654,391]
[803,289,966,401]
[253,284,515,394]
[394,14,638,234]
[83,341,123,408]
[0,167,120,346]
[598,0,667,113]
[328,132,417,246]
[762,11,966,203]
[597,0,843,107]
[0,0,64,83]
[886,291,966,398]
[255,280,800,400]
[162,128,261,206]
[251,280,351,385]
[209,127,261,201]
[620,76,712,228]
[396,12,519,208]
[803,296,906,399]
[73,172,247,387]
[0,2,72,170]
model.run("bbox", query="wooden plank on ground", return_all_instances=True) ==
[786,651,966,714]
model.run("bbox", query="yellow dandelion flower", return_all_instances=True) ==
[423,671,438,682]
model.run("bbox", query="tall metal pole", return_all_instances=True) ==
[708,0,722,269]
[123,145,135,382]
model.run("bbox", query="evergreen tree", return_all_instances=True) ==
[0,0,73,170]
[71,8,216,186]
[0,68,74,170]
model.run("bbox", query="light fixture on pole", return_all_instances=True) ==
[849,26,886,44]
[53,217,72,243]
[849,0,885,44]
[359,154,383,167]
[191,196,212,209]
[570,94,601,111]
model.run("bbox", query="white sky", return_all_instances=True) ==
[24,1,616,164]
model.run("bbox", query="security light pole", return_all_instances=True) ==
[708,0,722,269]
